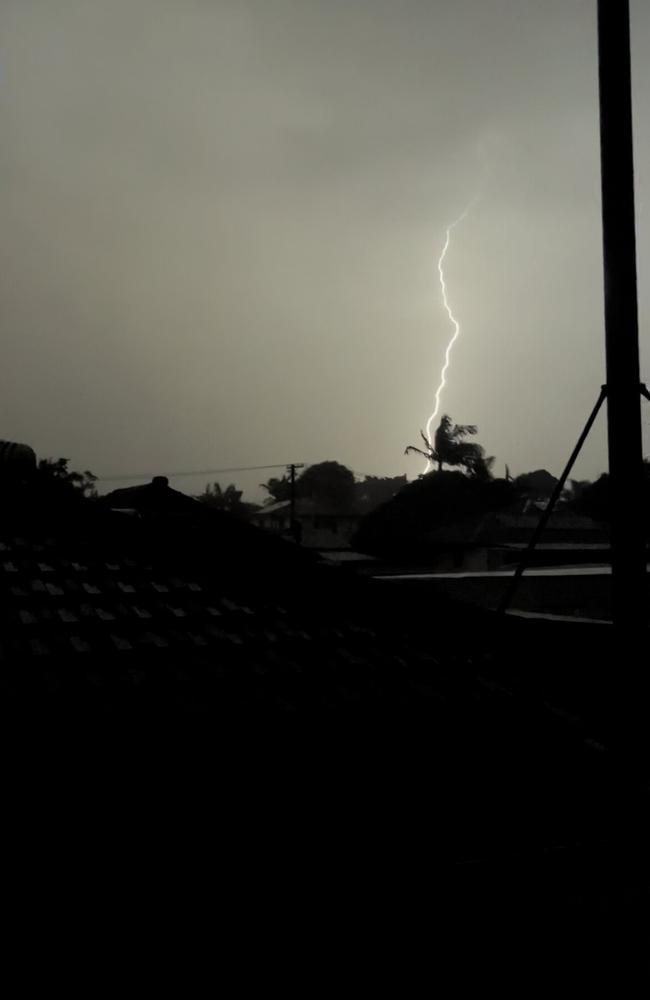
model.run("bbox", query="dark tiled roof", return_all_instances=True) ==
[0,509,473,723]
[102,477,199,512]
[0,482,647,915]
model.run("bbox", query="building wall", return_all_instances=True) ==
[300,516,359,550]
[252,513,289,535]
[253,512,360,550]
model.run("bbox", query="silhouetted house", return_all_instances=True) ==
[381,509,612,619]
[102,475,199,514]
[252,499,362,550]
[424,510,608,572]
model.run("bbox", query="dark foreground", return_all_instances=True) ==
[0,488,648,988]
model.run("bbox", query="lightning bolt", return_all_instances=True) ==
[422,199,477,473]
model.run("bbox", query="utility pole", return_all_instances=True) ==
[288,463,305,544]
[597,0,647,628]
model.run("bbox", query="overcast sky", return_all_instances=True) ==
[2,0,650,498]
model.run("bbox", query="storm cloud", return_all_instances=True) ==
[2,1,650,497]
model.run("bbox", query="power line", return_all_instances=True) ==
[96,462,306,483]
[96,462,401,485]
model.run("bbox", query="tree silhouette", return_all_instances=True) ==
[353,469,517,558]
[355,475,407,512]
[260,475,292,505]
[405,415,493,480]
[196,482,259,518]
[37,458,98,498]
[514,469,558,499]
[298,461,356,509]
[261,462,356,510]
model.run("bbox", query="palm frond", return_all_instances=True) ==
[451,423,478,439]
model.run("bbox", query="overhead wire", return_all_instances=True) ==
[96,462,305,483]
[96,462,402,486]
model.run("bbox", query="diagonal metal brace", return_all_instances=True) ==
[498,385,608,613]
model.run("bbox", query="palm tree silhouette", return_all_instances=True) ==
[405,415,493,479]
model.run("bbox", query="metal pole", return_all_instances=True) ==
[289,463,296,535]
[597,0,646,627]
[499,388,607,613]
[288,463,304,543]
